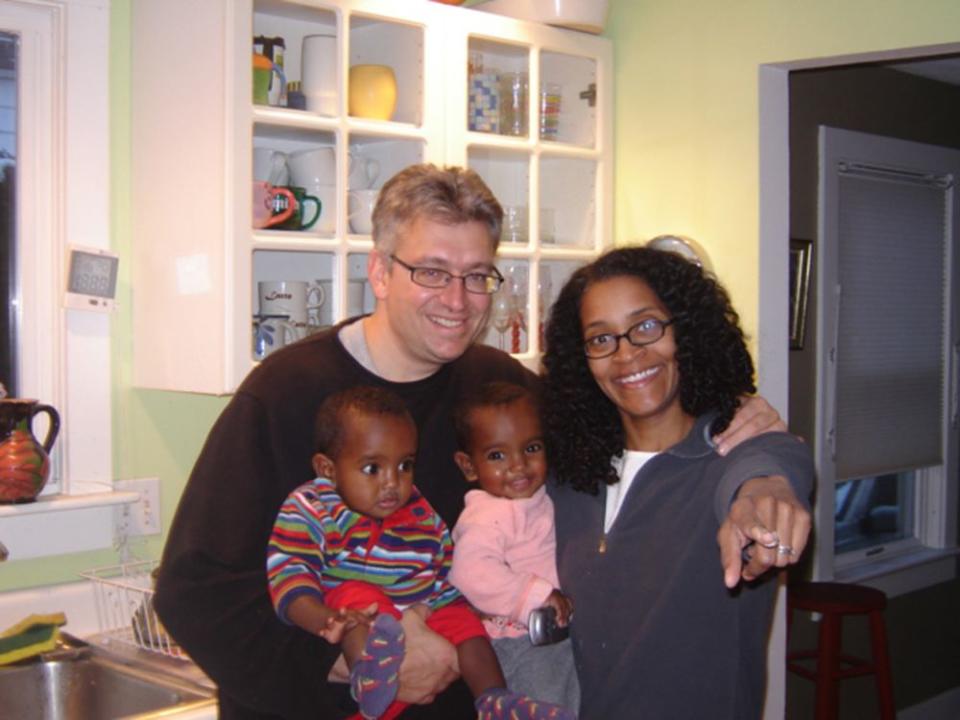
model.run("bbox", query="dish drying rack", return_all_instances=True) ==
[79,560,187,660]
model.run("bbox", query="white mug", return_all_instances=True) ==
[313,278,334,326]
[288,147,336,188]
[253,148,289,186]
[348,152,381,190]
[258,280,324,325]
[303,183,336,234]
[253,316,299,360]
[302,32,337,116]
[348,189,379,235]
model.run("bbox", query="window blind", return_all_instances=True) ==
[834,170,947,479]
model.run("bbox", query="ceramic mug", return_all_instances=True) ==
[252,315,298,360]
[348,64,397,120]
[258,280,325,325]
[252,181,296,229]
[273,186,322,231]
[348,189,379,235]
[302,183,336,233]
[287,146,336,188]
[347,152,381,190]
[312,278,334,326]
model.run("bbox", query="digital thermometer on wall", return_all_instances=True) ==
[64,245,119,312]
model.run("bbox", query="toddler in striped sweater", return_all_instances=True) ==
[267,386,574,720]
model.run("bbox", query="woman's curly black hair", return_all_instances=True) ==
[541,246,755,494]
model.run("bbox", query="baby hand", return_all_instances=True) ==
[544,589,574,626]
[317,603,376,643]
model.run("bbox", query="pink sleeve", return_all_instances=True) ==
[449,499,554,626]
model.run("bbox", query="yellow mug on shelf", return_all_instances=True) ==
[349,64,397,121]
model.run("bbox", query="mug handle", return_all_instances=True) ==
[263,187,297,228]
[299,194,322,230]
[307,281,326,311]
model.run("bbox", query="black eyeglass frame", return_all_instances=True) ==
[583,317,676,359]
[389,254,505,295]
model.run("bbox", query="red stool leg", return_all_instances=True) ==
[868,609,895,720]
[815,610,841,720]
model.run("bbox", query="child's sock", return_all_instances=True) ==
[350,613,405,719]
[475,688,576,720]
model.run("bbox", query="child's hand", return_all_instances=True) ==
[544,590,574,626]
[317,603,377,643]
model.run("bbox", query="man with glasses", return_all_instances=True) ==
[155,164,787,720]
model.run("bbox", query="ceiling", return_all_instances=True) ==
[886,57,960,86]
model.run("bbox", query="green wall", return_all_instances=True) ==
[4,0,960,593]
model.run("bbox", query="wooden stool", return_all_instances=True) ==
[786,581,895,720]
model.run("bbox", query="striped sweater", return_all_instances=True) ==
[267,476,462,624]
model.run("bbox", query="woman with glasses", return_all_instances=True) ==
[541,246,813,719]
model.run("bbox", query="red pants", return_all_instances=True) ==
[327,581,486,720]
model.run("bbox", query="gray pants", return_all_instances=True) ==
[492,635,580,715]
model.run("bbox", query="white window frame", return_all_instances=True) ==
[0,0,132,561]
[813,126,960,596]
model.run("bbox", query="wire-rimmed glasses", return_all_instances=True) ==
[389,255,504,294]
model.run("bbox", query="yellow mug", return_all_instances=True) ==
[348,64,397,121]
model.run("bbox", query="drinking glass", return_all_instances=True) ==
[490,291,514,350]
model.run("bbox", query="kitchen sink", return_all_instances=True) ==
[0,634,215,719]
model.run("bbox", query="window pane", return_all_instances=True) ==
[835,471,915,554]
[0,32,16,396]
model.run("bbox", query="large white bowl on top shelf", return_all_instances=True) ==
[471,0,609,35]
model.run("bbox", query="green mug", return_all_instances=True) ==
[274,186,322,231]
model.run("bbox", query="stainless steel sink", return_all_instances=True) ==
[0,634,215,719]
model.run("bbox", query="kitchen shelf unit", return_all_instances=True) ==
[131,0,612,393]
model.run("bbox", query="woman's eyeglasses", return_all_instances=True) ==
[583,318,675,359]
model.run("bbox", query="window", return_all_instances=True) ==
[834,472,915,555]
[0,31,15,394]
[815,126,959,592]
[0,0,118,561]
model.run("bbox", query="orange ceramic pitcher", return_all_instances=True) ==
[0,398,61,503]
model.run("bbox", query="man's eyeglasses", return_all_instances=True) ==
[389,255,505,295]
[583,318,676,359]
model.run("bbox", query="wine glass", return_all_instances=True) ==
[538,265,553,347]
[490,290,514,350]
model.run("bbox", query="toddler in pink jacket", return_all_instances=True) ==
[449,381,580,714]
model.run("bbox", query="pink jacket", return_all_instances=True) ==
[449,486,559,639]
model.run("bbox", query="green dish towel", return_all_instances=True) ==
[0,612,67,666]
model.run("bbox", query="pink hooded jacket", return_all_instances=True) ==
[449,485,559,639]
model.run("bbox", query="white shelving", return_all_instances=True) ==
[132,0,612,393]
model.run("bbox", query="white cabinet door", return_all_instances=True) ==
[131,0,612,393]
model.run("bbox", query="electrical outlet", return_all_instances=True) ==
[115,477,161,536]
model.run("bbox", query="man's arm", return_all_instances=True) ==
[154,393,342,718]
[713,395,788,456]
